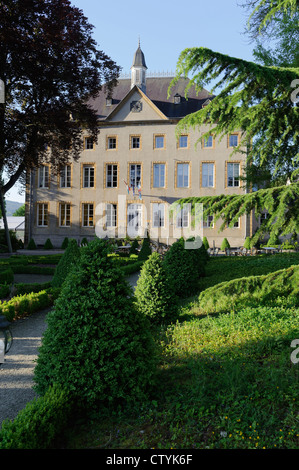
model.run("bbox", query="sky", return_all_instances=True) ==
[6,0,256,204]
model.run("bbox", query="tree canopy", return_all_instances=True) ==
[169,0,299,243]
[0,0,120,195]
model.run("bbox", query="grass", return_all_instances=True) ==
[57,252,299,449]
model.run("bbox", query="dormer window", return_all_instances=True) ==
[106,97,112,107]
[174,93,181,104]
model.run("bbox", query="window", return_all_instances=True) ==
[260,212,268,223]
[152,203,165,228]
[227,219,240,229]
[83,165,95,188]
[60,165,71,188]
[203,215,214,228]
[127,204,143,235]
[107,136,117,150]
[227,162,240,187]
[82,203,94,227]
[37,203,48,227]
[84,137,94,150]
[106,203,117,228]
[202,163,214,187]
[228,134,239,147]
[38,166,49,188]
[106,164,118,188]
[130,135,141,149]
[153,163,166,188]
[176,206,189,228]
[176,163,190,188]
[178,135,188,148]
[154,135,165,149]
[129,164,141,189]
[59,203,71,227]
[203,135,214,148]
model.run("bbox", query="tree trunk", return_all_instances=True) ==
[0,191,12,254]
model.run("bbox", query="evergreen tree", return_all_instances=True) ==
[34,238,157,407]
[135,252,179,324]
[169,0,299,242]
[51,239,80,288]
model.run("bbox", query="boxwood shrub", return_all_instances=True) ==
[163,237,208,298]
[135,252,178,324]
[0,385,73,449]
[51,239,80,288]
[34,238,158,407]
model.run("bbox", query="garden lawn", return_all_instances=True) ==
[59,253,299,450]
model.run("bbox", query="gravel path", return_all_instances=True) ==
[0,272,140,429]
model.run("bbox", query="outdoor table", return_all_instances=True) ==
[262,247,278,254]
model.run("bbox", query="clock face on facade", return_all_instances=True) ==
[130,100,142,112]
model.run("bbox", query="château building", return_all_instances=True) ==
[25,43,255,248]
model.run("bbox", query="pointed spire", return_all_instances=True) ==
[131,40,147,93]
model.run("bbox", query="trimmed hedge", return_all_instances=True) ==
[13,282,52,296]
[0,385,73,449]
[0,284,10,299]
[52,239,80,288]
[197,264,299,314]
[0,289,59,322]
[0,268,14,285]
[11,265,55,275]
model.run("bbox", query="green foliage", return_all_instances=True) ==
[0,283,10,299]
[14,282,52,296]
[11,265,55,275]
[135,252,179,324]
[0,268,14,285]
[196,264,299,315]
[81,237,88,246]
[267,232,281,246]
[61,237,69,250]
[27,238,37,250]
[43,238,53,250]
[129,238,139,256]
[138,233,152,261]
[0,289,55,322]
[120,261,144,276]
[34,238,157,407]
[221,238,230,251]
[13,204,25,217]
[202,236,209,250]
[163,238,207,297]
[51,239,80,288]
[244,237,251,249]
[0,385,73,449]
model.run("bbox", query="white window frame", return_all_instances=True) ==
[152,203,165,228]
[227,163,240,187]
[202,163,214,187]
[60,165,71,188]
[38,166,49,188]
[106,164,118,188]
[176,206,189,228]
[37,203,48,227]
[177,163,190,188]
[153,163,165,188]
[82,203,94,227]
[59,203,71,227]
[129,164,141,189]
[106,203,117,228]
[203,215,214,228]
[178,135,188,148]
[83,165,95,188]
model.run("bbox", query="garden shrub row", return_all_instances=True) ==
[13,282,53,296]
[0,268,14,284]
[0,284,10,299]
[11,265,56,275]
[0,288,60,322]
[0,385,73,449]
[197,264,299,315]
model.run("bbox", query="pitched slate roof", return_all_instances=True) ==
[90,77,214,121]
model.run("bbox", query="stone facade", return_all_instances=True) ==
[25,45,254,248]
